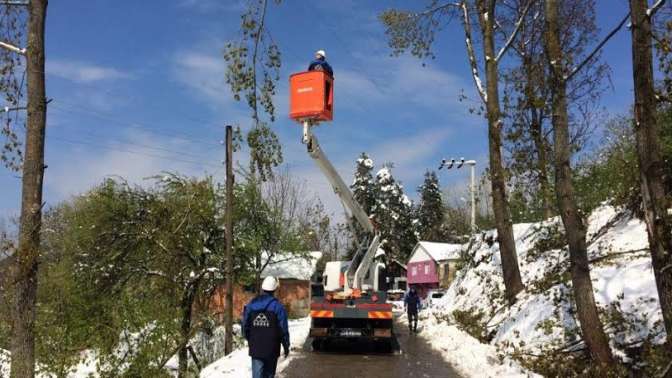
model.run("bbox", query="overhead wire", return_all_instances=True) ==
[50,102,223,148]
[49,135,223,170]
[47,118,220,162]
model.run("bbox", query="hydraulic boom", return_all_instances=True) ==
[302,121,380,291]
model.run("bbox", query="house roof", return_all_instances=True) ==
[261,251,322,281]
[410,241,462,262]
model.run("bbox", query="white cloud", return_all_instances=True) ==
[45,132,219,199]
[48,59,130,83]
[178,0,245,13]
[172,49,235,108]
[285,127,453,220]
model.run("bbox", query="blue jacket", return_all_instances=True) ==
[242,294,290,352]
[308,59,333,77]
[404,291,421,313]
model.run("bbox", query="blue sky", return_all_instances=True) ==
[0,0,652,220]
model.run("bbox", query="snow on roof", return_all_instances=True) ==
[261,251,323,281]
[413,241,462,262]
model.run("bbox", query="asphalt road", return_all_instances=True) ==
[280,318,462,378]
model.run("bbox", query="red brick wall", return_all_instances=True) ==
[206,279,311,323]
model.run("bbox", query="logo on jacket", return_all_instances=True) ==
[253,313,270,327]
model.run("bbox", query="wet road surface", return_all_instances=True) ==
[280,319,461,378]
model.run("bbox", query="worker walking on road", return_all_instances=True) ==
[404,287,421,333]
[308,49,333,77]
[243,276,290,378]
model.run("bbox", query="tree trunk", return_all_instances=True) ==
[544,0,614,365]
[523,56,552,220]
[178,285,197,377]
[531,114,552,220]
[478,0,524,305]
[10,1,47,377]
[629,0,672,348]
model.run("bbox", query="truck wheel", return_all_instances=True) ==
[312,338,323,352]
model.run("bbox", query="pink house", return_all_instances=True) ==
[407,241,462,298]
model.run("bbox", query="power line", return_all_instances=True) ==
[58,127,219,162]
[49,136,223,170]
[50,102,224,148]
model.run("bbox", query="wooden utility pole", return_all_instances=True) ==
[224,125,234,355]
[11,1,47,377]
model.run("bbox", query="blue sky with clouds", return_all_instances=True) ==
[0,0,651,220]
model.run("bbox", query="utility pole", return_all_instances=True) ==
[9,1,47,377]
[439,158,477,236]
[224,125,234,355]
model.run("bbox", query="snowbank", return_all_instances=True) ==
[430,205,664,369]
[199,317,310,377]
[399,314,539,378]
[0,324,244,377]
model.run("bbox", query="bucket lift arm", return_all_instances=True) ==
[302,121,380,291]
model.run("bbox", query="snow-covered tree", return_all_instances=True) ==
[346,153,377,258]
[372,165,417,261]
[416,171,446,241]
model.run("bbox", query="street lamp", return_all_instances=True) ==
[439,157,477,235]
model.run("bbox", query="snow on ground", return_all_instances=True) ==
[200,317,310,377]
[1,349,8,378]
[430,204,664,369]
[398,313,539,378]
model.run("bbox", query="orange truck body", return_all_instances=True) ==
[289,71,333,122]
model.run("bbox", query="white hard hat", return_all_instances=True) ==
[262,276,279,292]
[315,50,326,58]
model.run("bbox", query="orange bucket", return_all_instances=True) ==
[289,71,333,122]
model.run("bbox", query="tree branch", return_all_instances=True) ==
[565,11,630,82]
[0,105,26,113]
[461,1,488,103]
[0,40,25,55]
[495,0,535,63]
[648,0,667,17]
[416,2,462,17]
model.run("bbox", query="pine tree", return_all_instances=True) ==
[346,153,376,258]
[371,165,417,261]
[416,171,445,241]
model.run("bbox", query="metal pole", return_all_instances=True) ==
[224,125,234,356]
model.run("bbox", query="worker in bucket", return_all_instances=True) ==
[242,276,290,378]
[308,49,333,77]
[404,287,421,333]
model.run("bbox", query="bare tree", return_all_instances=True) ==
[629,0,672,348]
[381,0,528,304]
[543,0,614,364]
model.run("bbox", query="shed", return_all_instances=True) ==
[406,241,462,297]
[208,251,322,321]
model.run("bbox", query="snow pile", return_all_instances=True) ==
[430,205,664,367]
[401,314,540,378]
[199,317,310,377]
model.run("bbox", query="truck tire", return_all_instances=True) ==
[312,338,324,352]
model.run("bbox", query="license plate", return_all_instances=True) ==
[340,329,361,337]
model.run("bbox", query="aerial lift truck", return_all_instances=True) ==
[289,70,394,350]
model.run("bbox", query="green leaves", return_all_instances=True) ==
[0,5,26,172]
[223,0,283,181]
